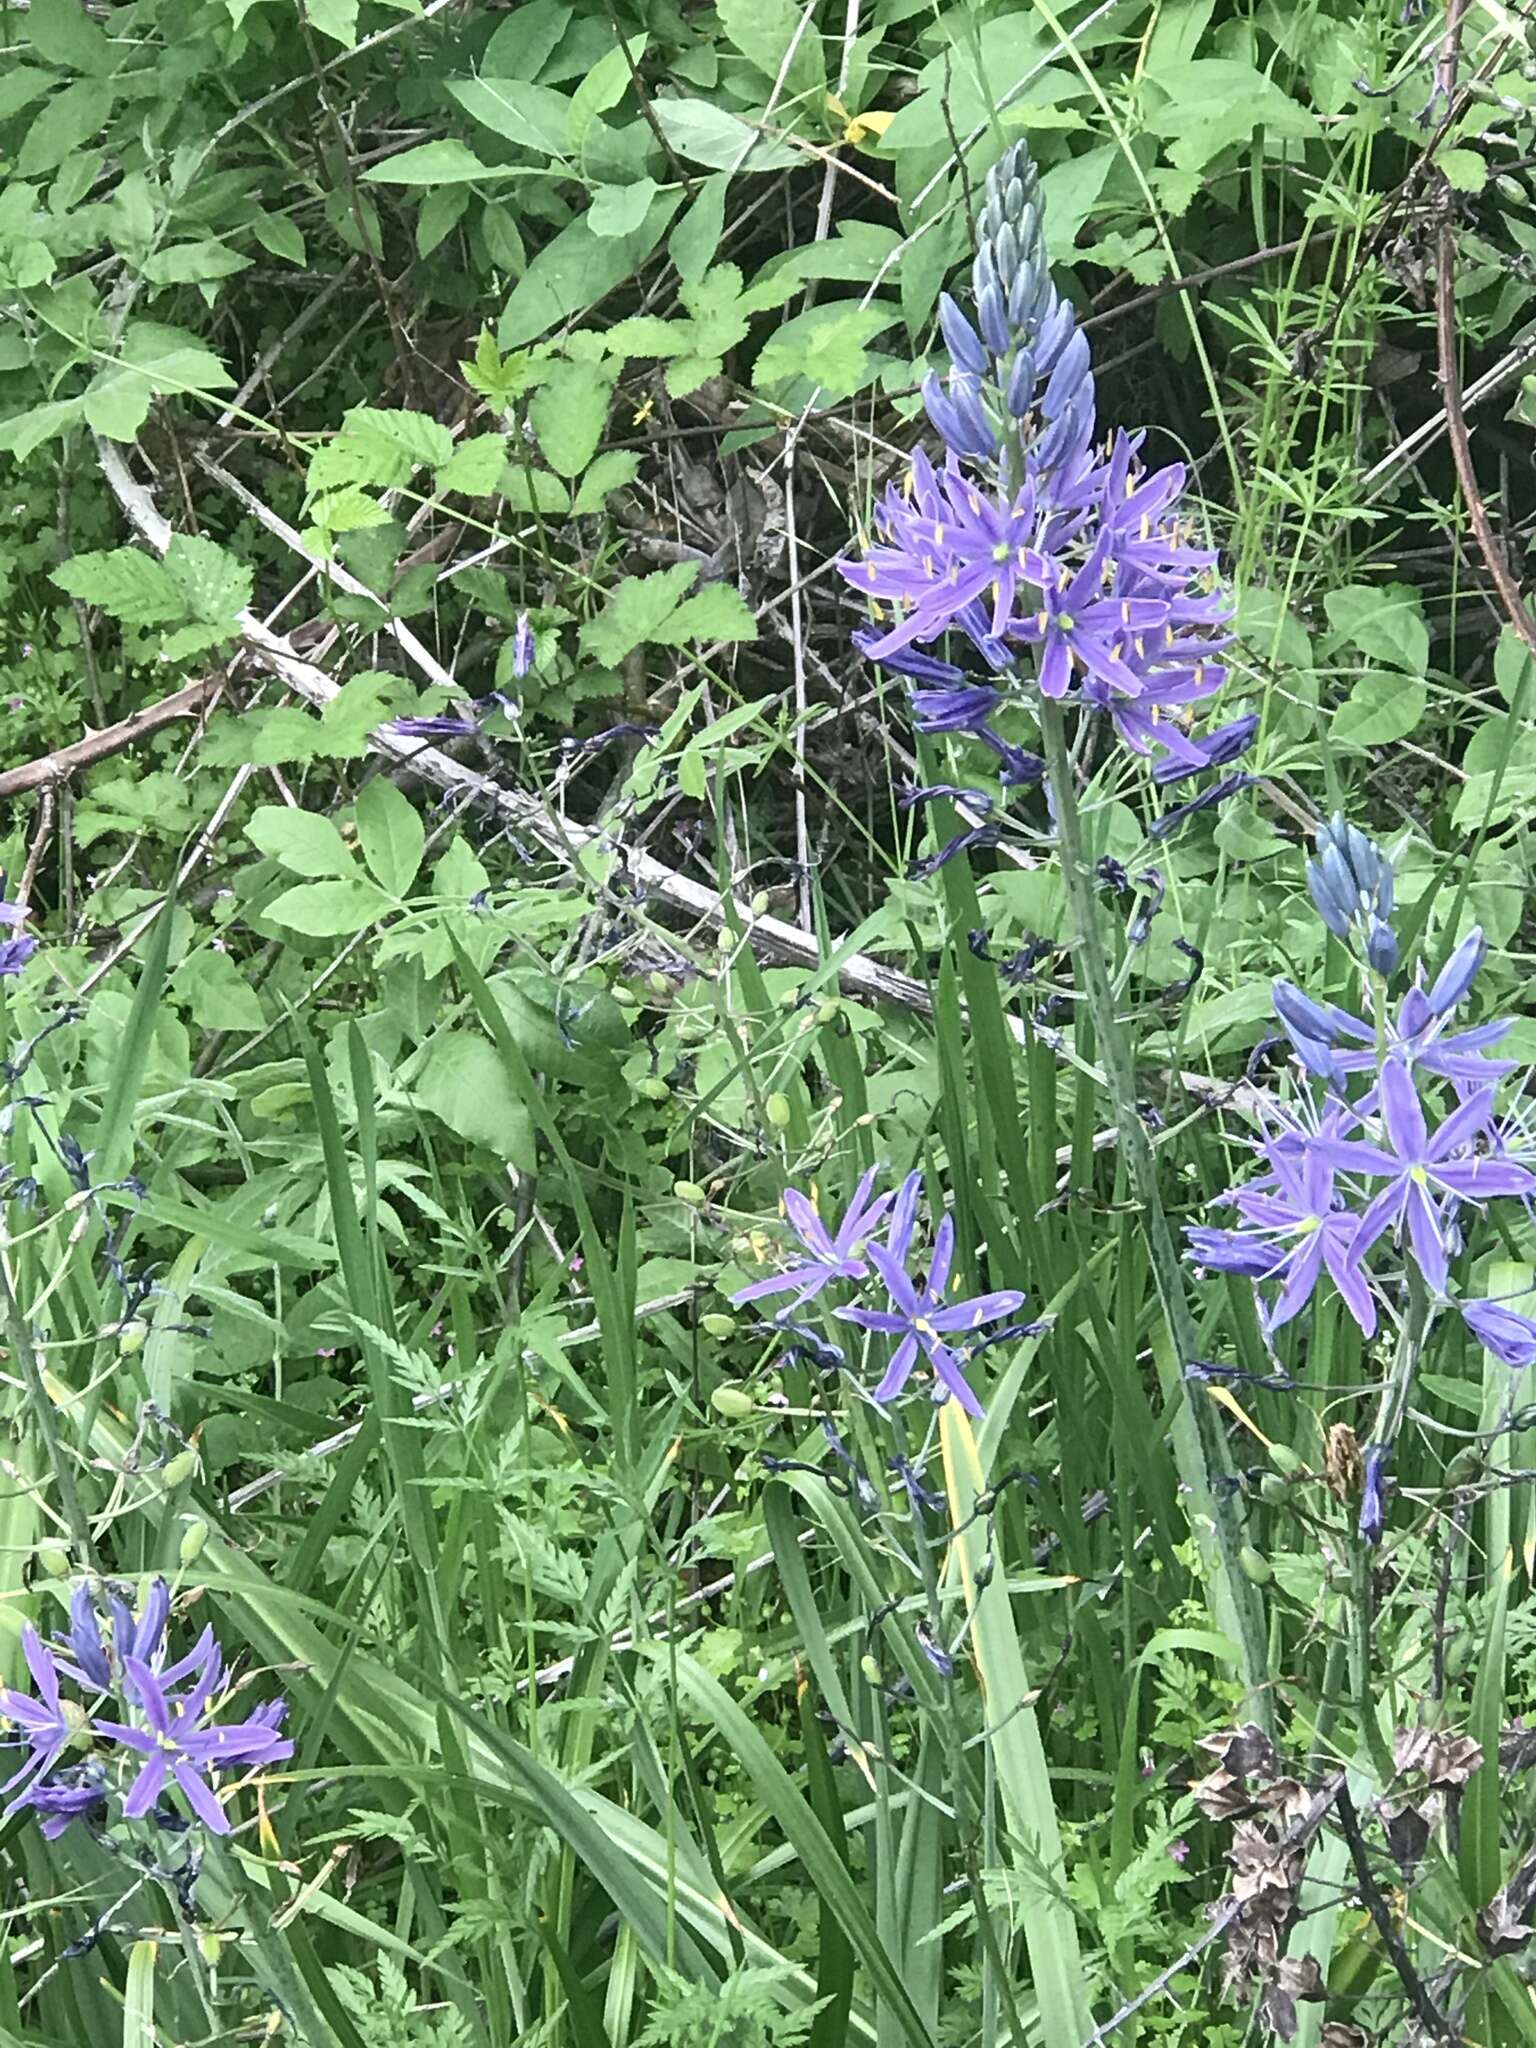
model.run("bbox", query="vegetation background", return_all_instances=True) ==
[3,0,1536,2040]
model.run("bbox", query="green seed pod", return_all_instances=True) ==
[816,1000,840,1026]
[180,1518,210,1565]
[715,929,734,955]
[636,1077,671,1102]
[613,983,641,1007]
[701,1313,736,1339]
[162,1449,199,1489]
[1267,1442,1306,1479]
[1447,1448,1482,1487]
[36,1542,71,1579]
[199,1933,224,1967]
[750,890,770,918]
[764,1092,792,1130]
[710,1385,755,1419]
[1258,1474,1289,1507]
[117,1320,147,1355]
[673,1179,707,1207]
[1238,1545,1273,1585]
[859,1654,882,1687]
[647,971,671,997]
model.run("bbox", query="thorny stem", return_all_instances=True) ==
[1036,698,1271,1725]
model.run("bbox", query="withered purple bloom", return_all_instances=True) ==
[0,898,37,976]
[1360,1441,1393,1545]
[732,1167,896,1307]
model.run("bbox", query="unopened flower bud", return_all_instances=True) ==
[180,1518,209,1564]
[764,1092,792,1130]
[36,1542,70,1578]
[162,1449,199,1489]
[710,1385,755,1418]
[673,1179,707,1207]
[701,1312,736,1338]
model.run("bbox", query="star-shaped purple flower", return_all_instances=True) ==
[96,1648,293,1837]
[1,1628,84,1820]
[835,1176,1025,1415]
[1318,1064,1535,1292]
[733,1166,896,1308]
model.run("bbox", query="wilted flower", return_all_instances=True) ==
[1463,1296,1536,1368]
[511,611,536,679]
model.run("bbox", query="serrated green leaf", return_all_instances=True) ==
[52,548,183,625]
[246,806,356,878]
[572,448,640,514]
[436,432,509,495]
[579,563,699,665]
[308,406,455,494]
[264,879,394,936]
[165,533,252,625]
[657,583,758,647]
[753,304,896,398]
[529,358,614,477]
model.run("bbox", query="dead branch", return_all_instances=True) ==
[0,679,222,800]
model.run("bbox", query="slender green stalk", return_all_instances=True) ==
[1036,698,1272,1723]
[0,1253,97,1571]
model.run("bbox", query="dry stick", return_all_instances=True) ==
[0,679,222,800]
[95,442,1273,1133]
[1334,1782,1461,2044]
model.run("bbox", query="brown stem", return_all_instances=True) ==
[0,679,222,799]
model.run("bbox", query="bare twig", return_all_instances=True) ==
[0,679,222,800]
[1335,1781,1461,2043]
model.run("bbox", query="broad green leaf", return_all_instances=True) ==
[482,0,572,77]
[355,777,424,896]
[142,239,252,285]
[27,0,116,75]
[0,66,55,120]
[652,97,800,171]
[1331,672,1426,750]
[752,303,897,399]
[362,139,501,185]
[579,563,698,665]
[717,0,824,108]
[173,947,266,1032]
[436,432,507,494]
[572,448,640,514]
[123,1941,155,2048]
[449,78,574,157]
[52,547,183,625]
[246,806,356,878]
[18,78,112,175]
[670,172,727,281]
[529,358,614,476]
[1323,582,1429,674]
[498,194,680,348]
[588,178,659,237]
[568,35,646,151]
[309,406,455,494]
[253,212,306,265]
[660,583,757,646]
[264,879,395,936]
[1142,57,1316,172]
[306,0,359,45]
[1441,146,1487,192]
[411,1030,537,1168]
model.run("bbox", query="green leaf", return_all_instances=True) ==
[18,78,112,175]
[448,78,574,157]
[173,947,266,1032]
[165,533,252,625]
[568,35,646,150]
[579,563,699,664]
[415,185,468,257]
[141,240,252,286]
[355,777,424,896]
[0,66,55,120]
[1441,146,1487,192]
[26,0,116,75]
[588,178,659,237]
[264,879,395,936]
[246,806,356,878]
[652,97,799,171]
[529,358,614,477]
[253,213,307,265]
[1495,624,1536,707]
[308,406,455,494]
[498,195,681,348]
[661,583,758,646]
[83,323,236,440]
[306,0,359,46]
[436,432,507,495]
[752,304,896,399]
[1331,671,1426,749]
[571,448,640,514]
[411,1030,537,1168]
[1323,582,1428,674]
[716,0,824,107]
[362,139,501,185]
[51,547,183,625]
[670,172,727,282]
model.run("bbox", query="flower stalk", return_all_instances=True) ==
[1036,696,1271,1721]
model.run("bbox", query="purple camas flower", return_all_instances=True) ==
[97,1649,292,1836]
[732,1166,896,1307]
[1188,1107,1378,1336]
[0,897,37,976]
[1315,1064,1534,1294]
[835,1173,1025,1415]
[1463,1297,1536,1367]
[1,1629,84,1821]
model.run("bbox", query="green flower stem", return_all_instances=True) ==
[1036,698,1271,1724]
